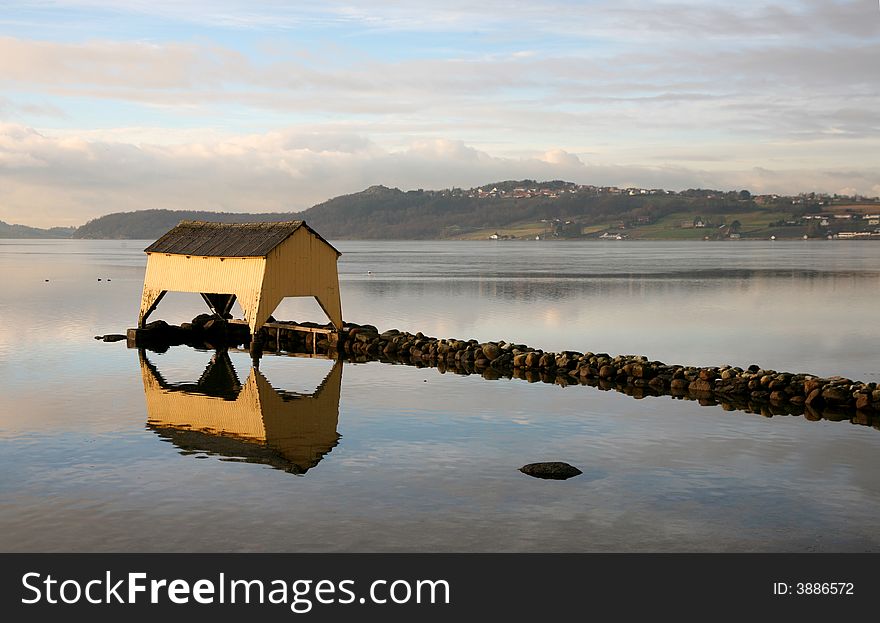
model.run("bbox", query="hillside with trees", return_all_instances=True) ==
[3,180,872,240]
[0,220,75,239]
[70,182,709,239]
[74,209,297,239]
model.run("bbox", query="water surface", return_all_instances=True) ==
[1,239,879,552]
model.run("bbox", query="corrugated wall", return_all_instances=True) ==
[259,227,343,328]
[140,254,267,329]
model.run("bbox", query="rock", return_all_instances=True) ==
[803,378,824,395]
[481,343,501,360]
[525,351,542,367]
[191,314,213,328]
[635,363,655,379]
[698,369,717,381]
[599,365,616,379]
[491,353,513,369]
[670,378,689,390]
[513,353,528,367]
[539,353,556,369]
[827,376,852,384]
[855,394,872,411]
[689,379,713,393]
[95,334,126,342]
[648,377,666,390]
[805,388,824,407]
[519,462,583,480]
[821,386,851,406]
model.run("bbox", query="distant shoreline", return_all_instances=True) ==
[4,179,879,241]
[4,235,880,242]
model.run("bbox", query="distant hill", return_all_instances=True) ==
[38,180,880,240]
[296,183,686,238]
[74,209,297,240]
[0,220,75,239]
[71,182,700,239]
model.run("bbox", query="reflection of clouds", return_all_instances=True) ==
[539,306,562,327]
[0,313,9,358]
[335,365,880,550]
[339,271,880,376]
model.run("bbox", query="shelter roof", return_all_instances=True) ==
[144,220,340,257]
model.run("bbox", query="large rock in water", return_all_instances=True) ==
[821,385,851,406]
[519,462,583,480]
[481,343,501,361]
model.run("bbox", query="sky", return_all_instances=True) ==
[0,1,878,227]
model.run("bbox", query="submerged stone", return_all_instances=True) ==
[519,462,583,480]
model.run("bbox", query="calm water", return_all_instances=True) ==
[1,239,879,552]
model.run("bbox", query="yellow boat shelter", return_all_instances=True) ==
[138,220,343,334]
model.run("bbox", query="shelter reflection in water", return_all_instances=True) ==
[139,349,342,474]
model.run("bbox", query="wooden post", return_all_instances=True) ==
[139,289,167,327]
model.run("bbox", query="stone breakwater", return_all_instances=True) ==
[336,323,879,426]
[126,316,880,429]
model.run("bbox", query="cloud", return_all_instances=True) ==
[1,28,875,162]
[7,1,876,40]
[0,36,245,90]
[0,2,878,227]
[406,139,487,162]
[539,149,584,167]
[1,124,878,228]
[0,95,67,121]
